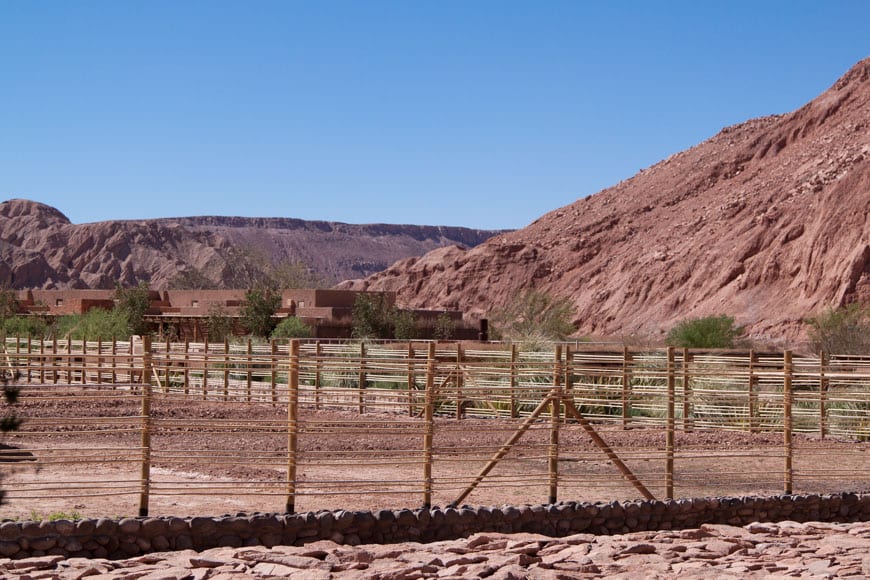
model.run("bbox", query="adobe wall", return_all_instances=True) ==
[1,493,867,560]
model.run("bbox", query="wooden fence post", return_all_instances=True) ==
[202,338,209,400]
[163,337,170,393]
[270,340,278,404]
[25,335,31,383]
[314,341,322,410]
[39,338,45,383]
[423,341,435,509]
[682,347,693,431]
[622,347,632,429]
[784,350,793,494]
[549,345,563,504]
[748,350,758,433]
[286,339,300,514]
[358,342,367,414]
[246,338,253,402]
[407,342,415,416]
[665,346,675,500]
[819,351,828,440]
[138,336,153,517]
[223,337,230,401]
[111,337,117,385]
[183,340,190,396]
[455,343,464,420]
[510,344,518,419]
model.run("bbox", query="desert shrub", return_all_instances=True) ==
[241,287,281,338]
[666,315,742,348]
[490,290,576,343]
[433,312,456,341]
[2,316,50,338]
[393,310,418,340]
[271,317,312,339]
[806,303,870,355]
[56,308,129,340]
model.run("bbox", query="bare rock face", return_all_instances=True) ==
[344,58,870,343]
[0,199,502,289]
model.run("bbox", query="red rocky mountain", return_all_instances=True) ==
[0,199,501,290]
[343,58,870,343]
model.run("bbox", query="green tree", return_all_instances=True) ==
[114,282,152,336]
[666,315,742,348]
[0,288,19,322]
[351,294,396,339]
[491,290,576,343]
[241,288,281,338]
[271,316,312,339]
[806,303,870,355]
[206,304,236,342]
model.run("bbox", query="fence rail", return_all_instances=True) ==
[1,337,868,518]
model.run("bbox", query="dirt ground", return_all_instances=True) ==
[1,394,868,520]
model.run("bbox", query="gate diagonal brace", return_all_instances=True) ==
[448,390,655,507]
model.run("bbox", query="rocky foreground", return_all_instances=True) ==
[3,520,869,579]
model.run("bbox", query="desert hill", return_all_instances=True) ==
[342,58,870,343]
[0,199,502,290]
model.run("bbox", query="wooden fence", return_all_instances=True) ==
[0,337,868,518]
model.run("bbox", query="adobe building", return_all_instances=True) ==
[14,288,468,340]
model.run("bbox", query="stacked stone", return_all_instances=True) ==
[0,492,867,560]
[2,521,869,579]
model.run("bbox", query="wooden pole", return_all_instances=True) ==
[39,338,45,383]
[111,337,116,385]
[509,343,518,419]
[246,338,253,402]
[270,340,278,404]
[784,350,793,494]
[549,345,562,504]
[286,339,300,514]
[407,342,415,416]
[25,335,31,383]
[423,341,435,508]
[622,346,632,429]
[314,341,322,410]
[665,346,675,500]
[748,350,758,433]
[183,340,190,396]
[819,351,828,440]
[96,337,102,386]
[455,343,464,420]
[52,336,58,384]
[223,337,230,401]
[682,347,692,431]
[163,337,170,393]
[202,337,209,400]
[358,342,367,414]
[138,336,153,517]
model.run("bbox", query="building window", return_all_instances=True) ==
[55,299,64,307]
[298,301,305,308]
[191,300,199,308]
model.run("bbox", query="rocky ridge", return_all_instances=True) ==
[343,58,870,343]
[0,199,501,289]
[4,520,868,579]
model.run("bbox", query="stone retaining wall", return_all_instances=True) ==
[1,493,868,560]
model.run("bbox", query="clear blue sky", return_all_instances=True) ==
[2,1,868,230]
